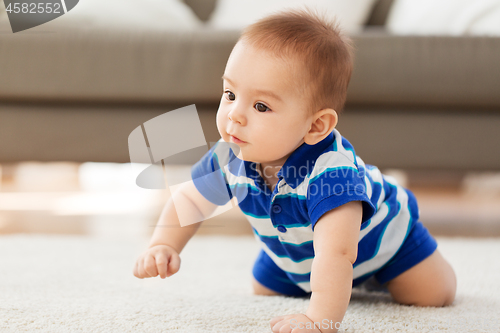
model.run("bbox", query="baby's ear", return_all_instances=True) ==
[304,109,338,145]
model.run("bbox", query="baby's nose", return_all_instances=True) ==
[228,106,245,125]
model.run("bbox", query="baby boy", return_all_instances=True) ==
[134,9,457,333]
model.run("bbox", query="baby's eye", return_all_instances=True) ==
[255,103,270,112]
[224,90,235,101]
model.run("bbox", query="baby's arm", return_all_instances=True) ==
[133,181,219,279]
[270,201,362,333]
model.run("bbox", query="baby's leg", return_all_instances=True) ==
[385,249,456,307]
[252,277,282,296]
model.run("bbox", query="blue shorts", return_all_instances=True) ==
[252,220,438,297]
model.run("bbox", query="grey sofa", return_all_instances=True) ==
[1,0,499,171]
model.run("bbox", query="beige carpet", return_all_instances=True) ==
[0,234,499,332]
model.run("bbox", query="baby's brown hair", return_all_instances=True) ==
[240,8,354,114]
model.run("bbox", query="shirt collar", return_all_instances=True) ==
[276,131,335,189]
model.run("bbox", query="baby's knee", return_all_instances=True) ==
[432,263,457,307]
[388,249,457,307]
[252,277,281,296]
[416,283,456,307]
[437,272,457,307]
[414,286,456,307]
[395,272,457,307]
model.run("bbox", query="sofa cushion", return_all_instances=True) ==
[387,0,500,36]
[348,29,500,108]
[1,25,499,108]
[0,0,201,32]
[0,27,239,103]
[207,0,378,34]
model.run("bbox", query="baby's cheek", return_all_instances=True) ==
[216,112,226,138]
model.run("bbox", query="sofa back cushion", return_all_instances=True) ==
[206,0,378,33]
[387,0,500,35]
[185,0,392,26]
[0,0,201,32]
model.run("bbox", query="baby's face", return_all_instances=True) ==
[217,41,313,167]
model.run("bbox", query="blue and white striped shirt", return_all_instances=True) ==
[191,129,419,292]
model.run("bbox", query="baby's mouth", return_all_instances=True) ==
[230,135,247,144]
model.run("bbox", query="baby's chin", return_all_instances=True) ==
[219,136,261,163]
[221,140,247,161]
[233,149,259,163]
[235,151,252,162]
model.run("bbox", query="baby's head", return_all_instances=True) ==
[217,9,354,165]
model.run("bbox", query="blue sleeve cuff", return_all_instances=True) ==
[191,161,232,206]
[309,190,375,231]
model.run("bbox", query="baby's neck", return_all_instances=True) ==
[258,163,283,191]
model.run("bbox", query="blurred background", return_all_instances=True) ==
[1,0,499,239]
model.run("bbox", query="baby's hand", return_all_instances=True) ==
[270,313,324,333]
[133,244,181,279]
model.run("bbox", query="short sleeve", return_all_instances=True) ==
[191,141,233,206]
[307,153,376,230]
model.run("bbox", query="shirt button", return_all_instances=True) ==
[272,204,282,214]
[277,225,287,233]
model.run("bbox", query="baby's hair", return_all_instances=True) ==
[240,8,354,114]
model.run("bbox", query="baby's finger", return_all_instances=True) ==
[144,255,159,277]
[270,315,286,327]
[271,318,287,333]
[166,253,181,277]
[136,257,148,278]
[155,253,168,279]
[133,259,142,278]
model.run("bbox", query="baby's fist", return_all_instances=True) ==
[270,313,323,333]
[133,244,181,279]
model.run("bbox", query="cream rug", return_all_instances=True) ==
[0,235,499,332]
